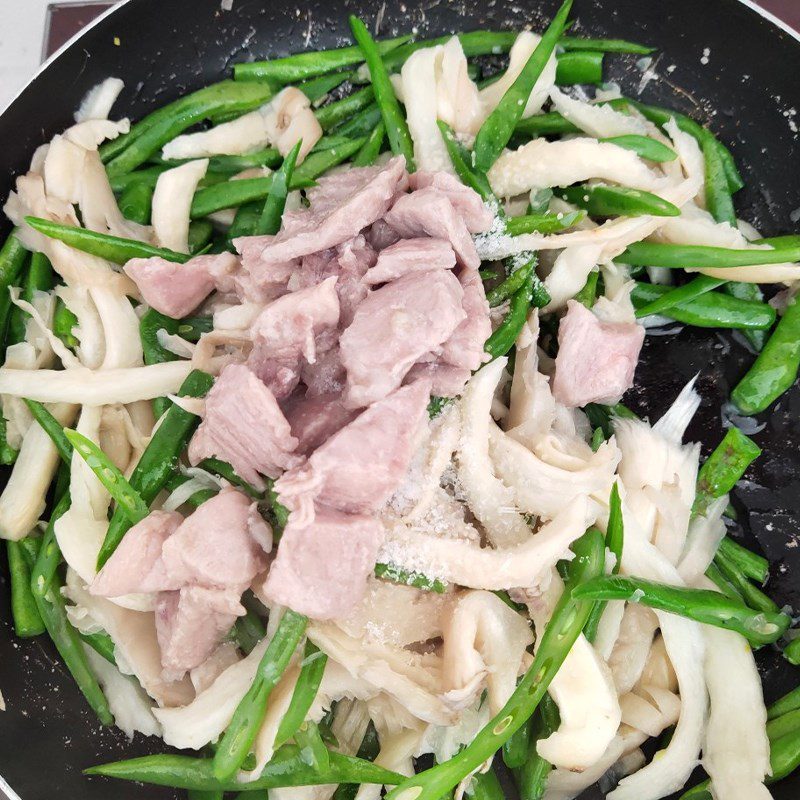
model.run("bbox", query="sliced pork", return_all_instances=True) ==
[188,364,301,487]
[408,172,494,233]
[439,268,492,372]
[161,488,271,589]
[276,380,431,518]
[340,270,465,408]
[261,506,384,619]
[552,299,645,408]
[283,393,359,456]
[91,510,183,597]
[364,238,457,285]
[405,360,472,397]
[124,252,238,319]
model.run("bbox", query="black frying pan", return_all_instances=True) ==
[1,0,800,797]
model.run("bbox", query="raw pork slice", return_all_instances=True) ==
[408,172,494,233]
[363,238,456,285]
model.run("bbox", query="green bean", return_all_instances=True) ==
[555,184,679,218]
[188,220,215,255]
[190,174,307,219]
[437,121,495,204]
[22,400,73,465]
[349,17,415,170]
[315,86,375,130]
[590,426,605,451]
[119,181,154,224]
[256,140,301,237]
[704,561,744,602]
[513,112,580,138]
[555,50,604,85]
[703,134,736,227]
[385,527,602,800]
[8,251,54,346]
[769,728,800,782]
[574,270,598,308]
[233,37,410,83]
[619,239,800,269]
[582,402,637,439]
[467,767,504,800]
[731,295,800,415]
[486,257,538,308]
[140,308,181,417]
[768,707,800,741]
[768,685,800,720]
[7,538,45,637]
[353,120,386,167]
[485,272,536,360]
[80,630,117,665]
[427,395,454,419]
[600,134,677,162]
[473,0,572,173]
[213,609,308,781]
[634,275,726,319]
[310,134,353,153]
[677,781,712,800]
[25,217,189,265]
[714,548,779,615]
[298,71,350,103]
[294,721,330,771]
[503,718,533,770]
[630,282,775,330]
[334,104,383,139]
[103,81,276,175]
[97,370,214,568]
[0,411,18,465]
[188,790,223,800]
[293,137,368,184]
[179,149,282,173]
[197,458,261,499]
[694,427,761,516]
[515,695,560,800]
[572,575,790,646]
[333,723,381,800]
[374,562,448,593]
[109,166,169,193]
[275,640,328,747]
[723,282,768,351]
[53,298,79,349]
[231,605,265,657]
[559,36,654,54]
[264,478,290,536]
[505,210,586,236]
[0,231,29,351]
[716,537,768,584]
[29,490,70,601]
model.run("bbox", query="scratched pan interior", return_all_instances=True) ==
[1,0,800,797]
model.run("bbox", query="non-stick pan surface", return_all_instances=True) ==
[1,0,799,797]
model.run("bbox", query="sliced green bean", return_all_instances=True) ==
[22,399,73,465]
[768,685,800,721]
[315,86,374,130]
[505,210,586,236]
[559,36,654,54]
[573,575,790,646]
[513,112,580,138]
[555,184,679,218]
[769,728,800,782]
[704,561,744,602]
[294,721,330,771]
[293,136,367,182]
[350,17,415,169]
[333,723,381,800]
[384,526,603,800]
[374,562,447,593]
[600,134,677,162]
[515,695,560,800]
[7,538,45,637]
[333,104,383,139]
[503,717,533,770]
[213,609,308,781]
[703,133,736,227]
[353,120,386,167]
[467,767,504,800]
[298,71,350,103]
[716,537,769,584]
[196,458,260,499]
[189,220,215,255]
[8,251,54,346]
[619,240,800,269]
[80,630,117,665]
[29,490,70,601]
[140,308,181,417]
[714,548,778,615]
[555,50,603,85]
[275,640,329,748]
[474,0,572,173]
[0,230,29,353]
[486,257,538,308]
[635,275,726,319]
[53,298,79,349]
[256,140,301,236]
[233,37,410,83]
[574,270,599,308]
[768,707,800,741]
[190,174,308,219]
[119,181,154,224]
[97,370,214,568]
[437,121,496,204]
[485,272,536,359]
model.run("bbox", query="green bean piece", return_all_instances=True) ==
[503,717,533,770]
[185,149,281,173]
[732,295,800,415]
[635,275,726,319]
[630,282,775,330]
[0,230,29,356]
[298,72,350,103]
[716,537,769,584]
[294,721,330,771]
[582,402,638,439]
[119,181,154,224]
[293,137,368,183]
[590,426,605,452]
[53,298,79,349]
[25,217,190,265]
[704,561,744,602]
[97,370,214,568]
[275,641,328,748]
[333,104,383,139]
[768,685,800,720]
[505,210,586,235]
[515,695,560,800]
[574,270,599,308]
[768,707,800,741]
[197,458,261,499]
[7,538,45,637]
[333,723,381,800]
[353,121,386,167]
[234,607,267,656]
[140,308,181,418]
[310,134,353,153]
[572,575,790,646]
[555,50,604,85]
[0,411,18,465]
[22,400,73,465]
[427,395,454,419]
[213,610,308,781]
[188,220,215,255]
[103,81,275,175]
[769,728,800,782]
[703,134,736,227]
[233,36,410,83]
[694,427,761,516]
[723,281,768,351]
[374,562,448,593]
[677,781,712,800]
[619,240,800,269]
[513,112,580,138]
[385,527,602,800]
[437,121,495,204]
[256,140,301,237]
[87,746,403,792]
[559,36,654,53]
[315,86,375,130]
[600,134,677,162]
[176,316,213,342]
[190,175,302,220]
[109,166,168,193]
[713,548,778,615]
[349,17,415,170]
[473,0,572,173]
[467,767,504,800]
[264,479,290,536]
[555,184,679,218]
[8,251,54,346]
[29,490,70,601]
[80,630,117,665]
[485,272,536,360]
[486,257,538,308]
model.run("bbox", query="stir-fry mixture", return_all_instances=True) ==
[3,2,800,798]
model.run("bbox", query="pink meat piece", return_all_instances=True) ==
[367,219,402,251]
[335,236,375,326]
[300,344,346,398]
[340,269,465,408]
[161,488,271,589]
[409,172,494,233]
[552,300,645,408]
[261,506,384,619]
[241,157,407,286]
[405,360,471,397]
[123,252,238,318]
[234,236,297,301]
[91,510,183,597]
[283,393,359,456]
[156,586,245,678]
[364,238,456,286]
[276,380,431,517]
[439,268,492,372]
[247,276,340,399]
[188,363,301,486]
[385,187,481,270]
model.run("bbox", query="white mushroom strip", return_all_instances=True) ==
[456,357,532,547]
[0,403,77,540]
[379,499,593,592]
[544,243,605,312]
[607,604,660,695]
[152,159,209,253]
[663,118,705,202]
[91,285,143,370]
[592,600,626,662]
[354,727,423,800]
[436,36,484,135]
[261,87,323,161]
[417,701,491,764]
[488,138,663,197]
[542,737,626,800]
[638,634,678,693]
[75,77,125,122]
[441,591,533,714]
[677,495,728,584]
[549,88,647,138]
[619,686,681,738]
